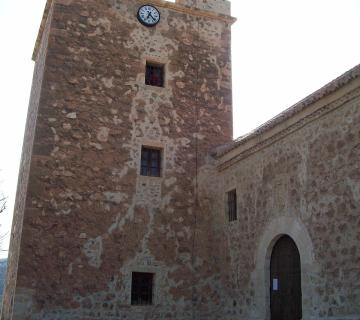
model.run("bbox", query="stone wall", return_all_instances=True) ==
[5,0,359,319]
[0,2,54,319]
[209,75,360,320]
[4,0,233,319]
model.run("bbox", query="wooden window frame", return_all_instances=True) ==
[141,147,162,177]
[131,272,154,306]
[227,189,237,222]
[145,62,165,87]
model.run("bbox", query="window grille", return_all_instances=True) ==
[141,147,161,177]
[131,272,154,305]
[227,189,237,222]
[145,62,164,87]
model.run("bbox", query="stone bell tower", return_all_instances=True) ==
[1,0,235,319]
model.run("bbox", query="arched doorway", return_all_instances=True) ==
[270,235,302,320]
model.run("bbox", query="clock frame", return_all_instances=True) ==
[137,4,161,27]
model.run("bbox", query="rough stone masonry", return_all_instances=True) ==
[1,0,360,319]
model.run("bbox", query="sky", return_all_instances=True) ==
[0,0,359,258]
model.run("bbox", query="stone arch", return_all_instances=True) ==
[249,217,317,320]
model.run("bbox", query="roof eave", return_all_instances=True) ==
[215,63,360,161]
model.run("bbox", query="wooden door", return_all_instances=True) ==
[270,235,302,320]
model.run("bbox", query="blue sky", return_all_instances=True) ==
[0,0,359,257]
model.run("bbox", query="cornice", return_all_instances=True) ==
[216,78,360,172]
[145,0,236,24]
[216,64,360,160]
[32,0,236,61]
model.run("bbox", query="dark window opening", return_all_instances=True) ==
[227,189,237,222]
[141,147,161,177]
[145,62,164,87]
[131,272,154,305]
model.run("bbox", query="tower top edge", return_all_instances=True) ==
[32,0,236,61]
[32,0,53,61]
[175,0,231,16]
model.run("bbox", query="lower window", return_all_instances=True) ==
[131,272,154,305]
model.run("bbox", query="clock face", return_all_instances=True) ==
[137,5,161,27]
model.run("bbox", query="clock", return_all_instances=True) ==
[137,5,161,27]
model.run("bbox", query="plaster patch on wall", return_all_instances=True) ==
[96,126,110,142]
[103,191,127,204]
[83,236,103,268]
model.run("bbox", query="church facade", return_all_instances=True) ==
[1,1,359,319]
